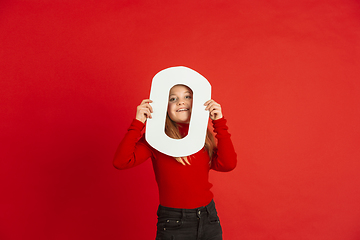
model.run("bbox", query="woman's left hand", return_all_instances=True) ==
[204,99,223,120]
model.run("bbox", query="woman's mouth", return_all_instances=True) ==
[176,108,189,112]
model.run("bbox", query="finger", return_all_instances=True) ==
[145,109,152,119]
[209,105,221,113]
[211,109,223,120]
[141,108,152,119]
[141,102,153,113]
[210,106,222,115]
[139,101,154,114]
[211,110,221,116]
[147,103,154,113]
[205,99,219,106]
[205,101,214,110]
[204,99,213,106]
[141,99,153,105]
[206,102,215,110]
[206,102,220,111]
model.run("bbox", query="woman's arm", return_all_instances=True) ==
[210,117,237,172]
[113,119,153,170]
[204,99,237,171]
[113,99,154,169]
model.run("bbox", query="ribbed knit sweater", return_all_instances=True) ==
[113,117,237,209]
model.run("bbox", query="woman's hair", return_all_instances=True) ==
[165,114,217,164]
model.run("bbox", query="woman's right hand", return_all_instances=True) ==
[135,99,153,123]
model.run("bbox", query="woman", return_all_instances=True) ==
[114,84,237,239]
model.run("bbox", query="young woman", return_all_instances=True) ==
[113,84,237,240]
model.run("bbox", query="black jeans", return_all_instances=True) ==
[155,200,223,240]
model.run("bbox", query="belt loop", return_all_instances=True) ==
[205,205,210,216]
[205,200,213,216]
[181,209,186,219]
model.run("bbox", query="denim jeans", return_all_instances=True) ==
[155,200,223,240]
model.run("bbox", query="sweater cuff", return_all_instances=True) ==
[212,117,227,127]
[212,117,230,137]
[129,119,145,131]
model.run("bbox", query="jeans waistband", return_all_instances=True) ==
[157,199,216,219]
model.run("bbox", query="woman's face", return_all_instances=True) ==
[167,85,193,123]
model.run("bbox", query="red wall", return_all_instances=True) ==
[1,1,360,239]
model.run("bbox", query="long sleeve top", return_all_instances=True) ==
[113,117,237,209]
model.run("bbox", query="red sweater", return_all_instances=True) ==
[113,117,237,209]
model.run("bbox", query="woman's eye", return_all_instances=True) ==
[185,95,192,99]
[169,97,176,102]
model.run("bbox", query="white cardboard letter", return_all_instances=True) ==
[145,66,211,157]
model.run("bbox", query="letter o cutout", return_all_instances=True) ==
[145,66,211,157]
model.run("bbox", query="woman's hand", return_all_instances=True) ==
[136,99,153,123]
[204,99,223,120]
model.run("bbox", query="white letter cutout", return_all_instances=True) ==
[145,66,211,157]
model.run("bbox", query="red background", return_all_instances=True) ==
[1,0,360,239]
